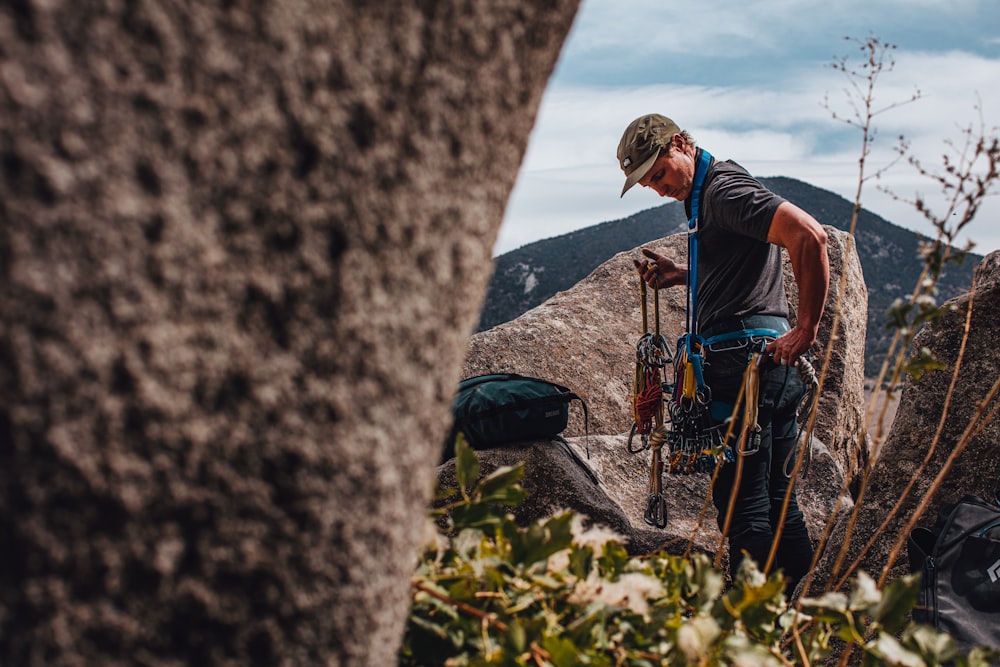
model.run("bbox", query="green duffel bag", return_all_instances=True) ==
[441,373,589,462]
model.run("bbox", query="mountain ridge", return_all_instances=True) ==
[479,176,981,376]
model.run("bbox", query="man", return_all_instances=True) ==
[617,113,829,593]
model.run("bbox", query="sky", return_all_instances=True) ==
[495,0,1000,258]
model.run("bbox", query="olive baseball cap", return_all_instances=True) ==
[617,114,680,196]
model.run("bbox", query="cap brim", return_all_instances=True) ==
[620,150,660,197]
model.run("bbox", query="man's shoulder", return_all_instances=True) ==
[708,159,762,190]
[702,157,786,234]
[706,159,786,208]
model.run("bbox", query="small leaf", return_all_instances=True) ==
[568,545,593,580]
[507,621,527,654]
[967,647,1000,667]
[799,591,856,633]
[848,570,881,611]
[866,631,925,667]
[801,591,849,613]
[542,635,583,667]
[451,502,501,530]
[477,464,527,505]
[905,623,959,664]
[676,615,721,661]
[509,512,576,566]
[904,348,947,381]
[598,540,630,579]
[873,574,920,634]
[454,434,479,496]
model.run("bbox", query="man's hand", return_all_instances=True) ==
[633,248,687,289]
[766,327,813,367]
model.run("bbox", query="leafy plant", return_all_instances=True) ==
[400,437,995,666]
[808,36,1000,608]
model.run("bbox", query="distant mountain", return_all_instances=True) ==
[478,176,981,377]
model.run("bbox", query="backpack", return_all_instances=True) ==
[907,494,1000,656]
[441,373,589,462]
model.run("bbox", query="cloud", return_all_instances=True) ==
[561,0,990,68]
[498,1,1000,257]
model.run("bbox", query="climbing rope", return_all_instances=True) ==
[632,366,663,441]
[737,348,764,457]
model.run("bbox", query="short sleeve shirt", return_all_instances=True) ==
[686,154,788,332]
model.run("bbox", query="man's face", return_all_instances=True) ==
[638,135,696,200]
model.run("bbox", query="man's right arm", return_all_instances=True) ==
[765,201,829,364]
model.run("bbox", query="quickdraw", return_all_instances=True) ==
[785,354,820,478]
[626,275,672,528]
[661,334,728,475]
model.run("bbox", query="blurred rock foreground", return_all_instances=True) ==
[455,246,1000,595]
[0,1,581,665]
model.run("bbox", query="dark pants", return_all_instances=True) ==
[705,345,814,594]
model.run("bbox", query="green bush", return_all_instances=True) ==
[400,437,996,666]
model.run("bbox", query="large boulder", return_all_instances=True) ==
[818,250,1000,589]
[456,227,868,571]
[464,227,869,484]
[0,1,580,665]
[436,437,669,554]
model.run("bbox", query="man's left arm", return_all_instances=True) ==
[765,201,830,365]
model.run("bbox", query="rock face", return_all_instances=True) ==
[0,2,580,665]
[818,250,1000,588]
[457,227,868,572]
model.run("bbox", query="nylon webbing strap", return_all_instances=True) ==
[703,328,781,347]
[686,148,713,337]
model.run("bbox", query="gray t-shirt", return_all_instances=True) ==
[686,153,788,332]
